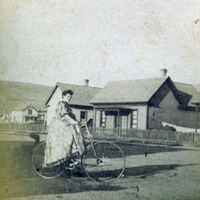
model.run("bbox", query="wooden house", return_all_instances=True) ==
[90,76,200,133]
[45,81,101,125]
[11,104,39,123]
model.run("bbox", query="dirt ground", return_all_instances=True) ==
[0,132,200,200]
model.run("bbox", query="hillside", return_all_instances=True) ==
[0,80,53,117]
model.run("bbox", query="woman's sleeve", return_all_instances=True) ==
[55,102,66,117]
[64,114,77,124]
[56,102,77,124]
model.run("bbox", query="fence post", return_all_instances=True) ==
[177,132,180,144]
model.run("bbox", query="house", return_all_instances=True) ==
[45,80,101,125]
[90,75,200,133]
[0,80,53,120]
[0,114,9,122]
[11,104,46,123]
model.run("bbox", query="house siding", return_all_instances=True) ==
[46,87,94,125]
[177,109,200,128]
[11,111,23,123]
[127,105,147,130]
[11,106,38,123]
[73,108,93,123]
[94,105,147,130]
[149,91,178,129]
[149,91,200,129]
[46,87,62,125]
[23,107,38,117]
[95,111,114,129]
[107,115,114,128]
[121,115,128,129]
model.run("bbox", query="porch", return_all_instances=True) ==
[92,105,141,131]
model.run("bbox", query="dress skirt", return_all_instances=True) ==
[44,116,85,165]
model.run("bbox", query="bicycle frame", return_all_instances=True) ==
[32,123,126,181]
[81,123,98,159]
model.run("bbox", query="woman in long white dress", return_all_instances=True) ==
[44,90,85,167]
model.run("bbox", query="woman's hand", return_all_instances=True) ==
[72,121,78,125]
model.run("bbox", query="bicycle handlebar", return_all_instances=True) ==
[77,122,87,128]
[77,123,93,140]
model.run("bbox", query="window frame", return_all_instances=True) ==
[100,111,106,128]
[130,109,138,129]
[28,109,32,115]
[80,111,88,123]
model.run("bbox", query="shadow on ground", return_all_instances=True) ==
[62,163,197,181]
[0,140,194,199]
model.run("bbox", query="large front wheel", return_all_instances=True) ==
[32,141,63,179]
[81,141,125,182]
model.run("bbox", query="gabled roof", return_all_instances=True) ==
[45,82,101,107]
[191,94,200,106]
[90,77,169,104]
[22,104,38,112]
[174,82,200,106]
[91,76,200,107]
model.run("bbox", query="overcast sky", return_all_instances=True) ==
[0,0,200,87]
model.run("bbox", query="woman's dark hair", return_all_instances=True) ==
[62,90,73,97]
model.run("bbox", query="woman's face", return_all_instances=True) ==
[63,93,72,103]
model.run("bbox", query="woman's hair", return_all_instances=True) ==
[62,90,73,97]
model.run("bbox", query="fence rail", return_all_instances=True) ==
[0,122,47,133]
[89,127,200,146]
[1,123,200,146]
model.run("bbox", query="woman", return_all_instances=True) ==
[44,89,85,167]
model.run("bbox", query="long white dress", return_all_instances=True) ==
[44,101,85,165]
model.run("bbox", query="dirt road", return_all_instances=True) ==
[0,132,200,200]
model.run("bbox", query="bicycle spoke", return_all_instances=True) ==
[82,142,125,182]
[32,141,63,179]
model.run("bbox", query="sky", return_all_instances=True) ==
[0,0,200,88]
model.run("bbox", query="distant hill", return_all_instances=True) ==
[0,80,53,117]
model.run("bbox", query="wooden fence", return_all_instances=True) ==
[1,123,200,146]
[89,127,200,146]
[0,122,47,133]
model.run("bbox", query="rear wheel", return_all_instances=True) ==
[81,141,125,182]
[32,141,63,179]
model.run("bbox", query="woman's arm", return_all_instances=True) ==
[56,102,78,125]
[64,114,78,125]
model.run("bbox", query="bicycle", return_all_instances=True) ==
[32,123,126,182]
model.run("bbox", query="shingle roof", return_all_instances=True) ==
[174,82,200,106]
[90,77,168,104]
[91,77,200,107]
[46,82,101,106]
[22,104,38,112]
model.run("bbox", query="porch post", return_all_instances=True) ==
[126,115,128,130]
[93,108,97,134]
[118,109,120,137]
[195,105,199,133]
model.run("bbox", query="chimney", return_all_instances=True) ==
[160,68,168,77]
[84,79,89,87]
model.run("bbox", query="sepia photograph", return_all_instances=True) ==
[0,0,200,199]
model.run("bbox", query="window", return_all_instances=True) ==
[100,111,106,127]
[80,111,87,123]
[131,110,138,129]
[28,109,32,115]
